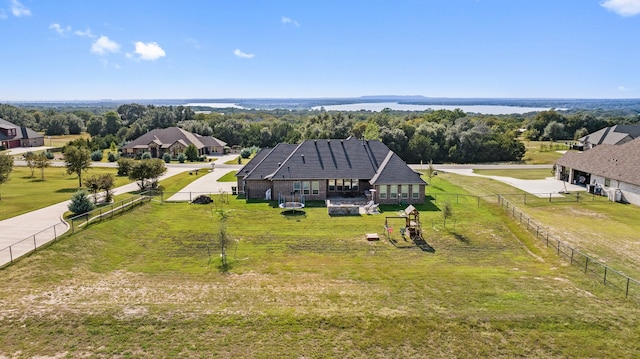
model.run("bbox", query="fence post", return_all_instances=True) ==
[604,267,607,285]
[9,246,13,263]
[546,232,549,247]
[527,218,530,229]
[53,225,57,240]
[626,278,630,298]
[549,193,552,202]
[557,240,560,255]
[524,194,527,205]
[33,235,37,250]
[477,196,480,208]
[576,192,580,202]
[570,248,573,263]
[536,225,539,238]
[585,257,589,273]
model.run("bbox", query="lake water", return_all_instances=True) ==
[184,102,245,109]
[312,102,554,114]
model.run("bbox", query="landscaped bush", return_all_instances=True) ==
[177,153,186,163]
[44,151,54,160]
[141,152,152,160]
[240,148,251,159]
[68,189,95,216]
[163,152,172,163]
[107,152,118,162]
[90,150,103,161]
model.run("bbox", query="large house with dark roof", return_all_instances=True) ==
[236,137,427,204]
[0,118,45,149]
[556,137,640,206]
[121,127,226,158]
[577,124,640,150]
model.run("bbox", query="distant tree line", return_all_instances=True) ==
[1,103,638,164]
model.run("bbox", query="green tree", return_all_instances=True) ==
[543,121,566,141]
[68,189,95,215]
[104,111,122,135]
[34,152,51,180]
[185,144,199,161]
[24,151,36,177]
[129,158,167,190]
[64,146,92,187]
[0,153,14,200]
[117,157,135,176]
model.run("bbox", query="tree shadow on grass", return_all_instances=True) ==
[449,231,470,244]
[55,188,79,193]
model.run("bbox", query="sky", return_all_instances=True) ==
[1,0,640,101]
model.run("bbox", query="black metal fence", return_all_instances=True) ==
[69,193,154,232]
[0,221,68,268]
[497,194,640,300]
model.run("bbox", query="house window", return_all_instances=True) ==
[293,182,301,193]
[303,181,310,195]
[328,179,336,191]
[344,179,352,191]
[401,185,409,199]
[390,185,398,199]
[312,181,319,195]
[336,179,343,191]
[379,185,387,199]
[352,179,359,191]
[412,185,420,199]
[605,178,611,187]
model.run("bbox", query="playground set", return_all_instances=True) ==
[383,205,435,252]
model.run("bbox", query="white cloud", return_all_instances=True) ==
[10,0,30,17]
[91,36,120,55]
[49,23,71,36]
[133,41,166,61]
[281,16,300,26]
[601,0,640,16]
[234,49,255,59]
[75,28,95,38]
[618,85,629,91]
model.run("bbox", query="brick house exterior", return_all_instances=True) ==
[121,127,226,158]
[236,137,426,204]
[0,118,45,149]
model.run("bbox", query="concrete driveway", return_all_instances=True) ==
[437,168,586,197]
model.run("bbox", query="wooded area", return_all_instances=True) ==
[1,103,638,164]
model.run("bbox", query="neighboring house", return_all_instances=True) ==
[121,127,226,158]
[236,137,427,204]
[577,124,640,150]
[0,118,45,149]
[555,137,640,206]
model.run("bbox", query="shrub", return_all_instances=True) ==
[177,153,186,163]
[90,150,103,161]
[44,151,54,160]
[162,152,172,163]
[240,149,251,159]
[107,152,118,162]
[117,157,135,176]
[141,152,152,160]
[185,144,199,162]
[68,189,95,216]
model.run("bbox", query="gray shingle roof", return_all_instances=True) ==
[240,144,299,180]
[0,118,43,141]
[579,125,640,146]
[556,137,640,186]
[122,127,224,150]
[239,137,424,185]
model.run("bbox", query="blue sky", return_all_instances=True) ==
[1,0,639,101]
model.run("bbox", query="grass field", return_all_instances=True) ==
[521,140,571,164]
[0,167,131,220]
[473,168,554,180]
[217,170,238,182]
[1,175,639,357]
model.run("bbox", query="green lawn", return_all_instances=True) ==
[217,170,238,182]
[473,168,554,180]
[521,140,571,164]
[0,166,131,220]
[1,175,639,357]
